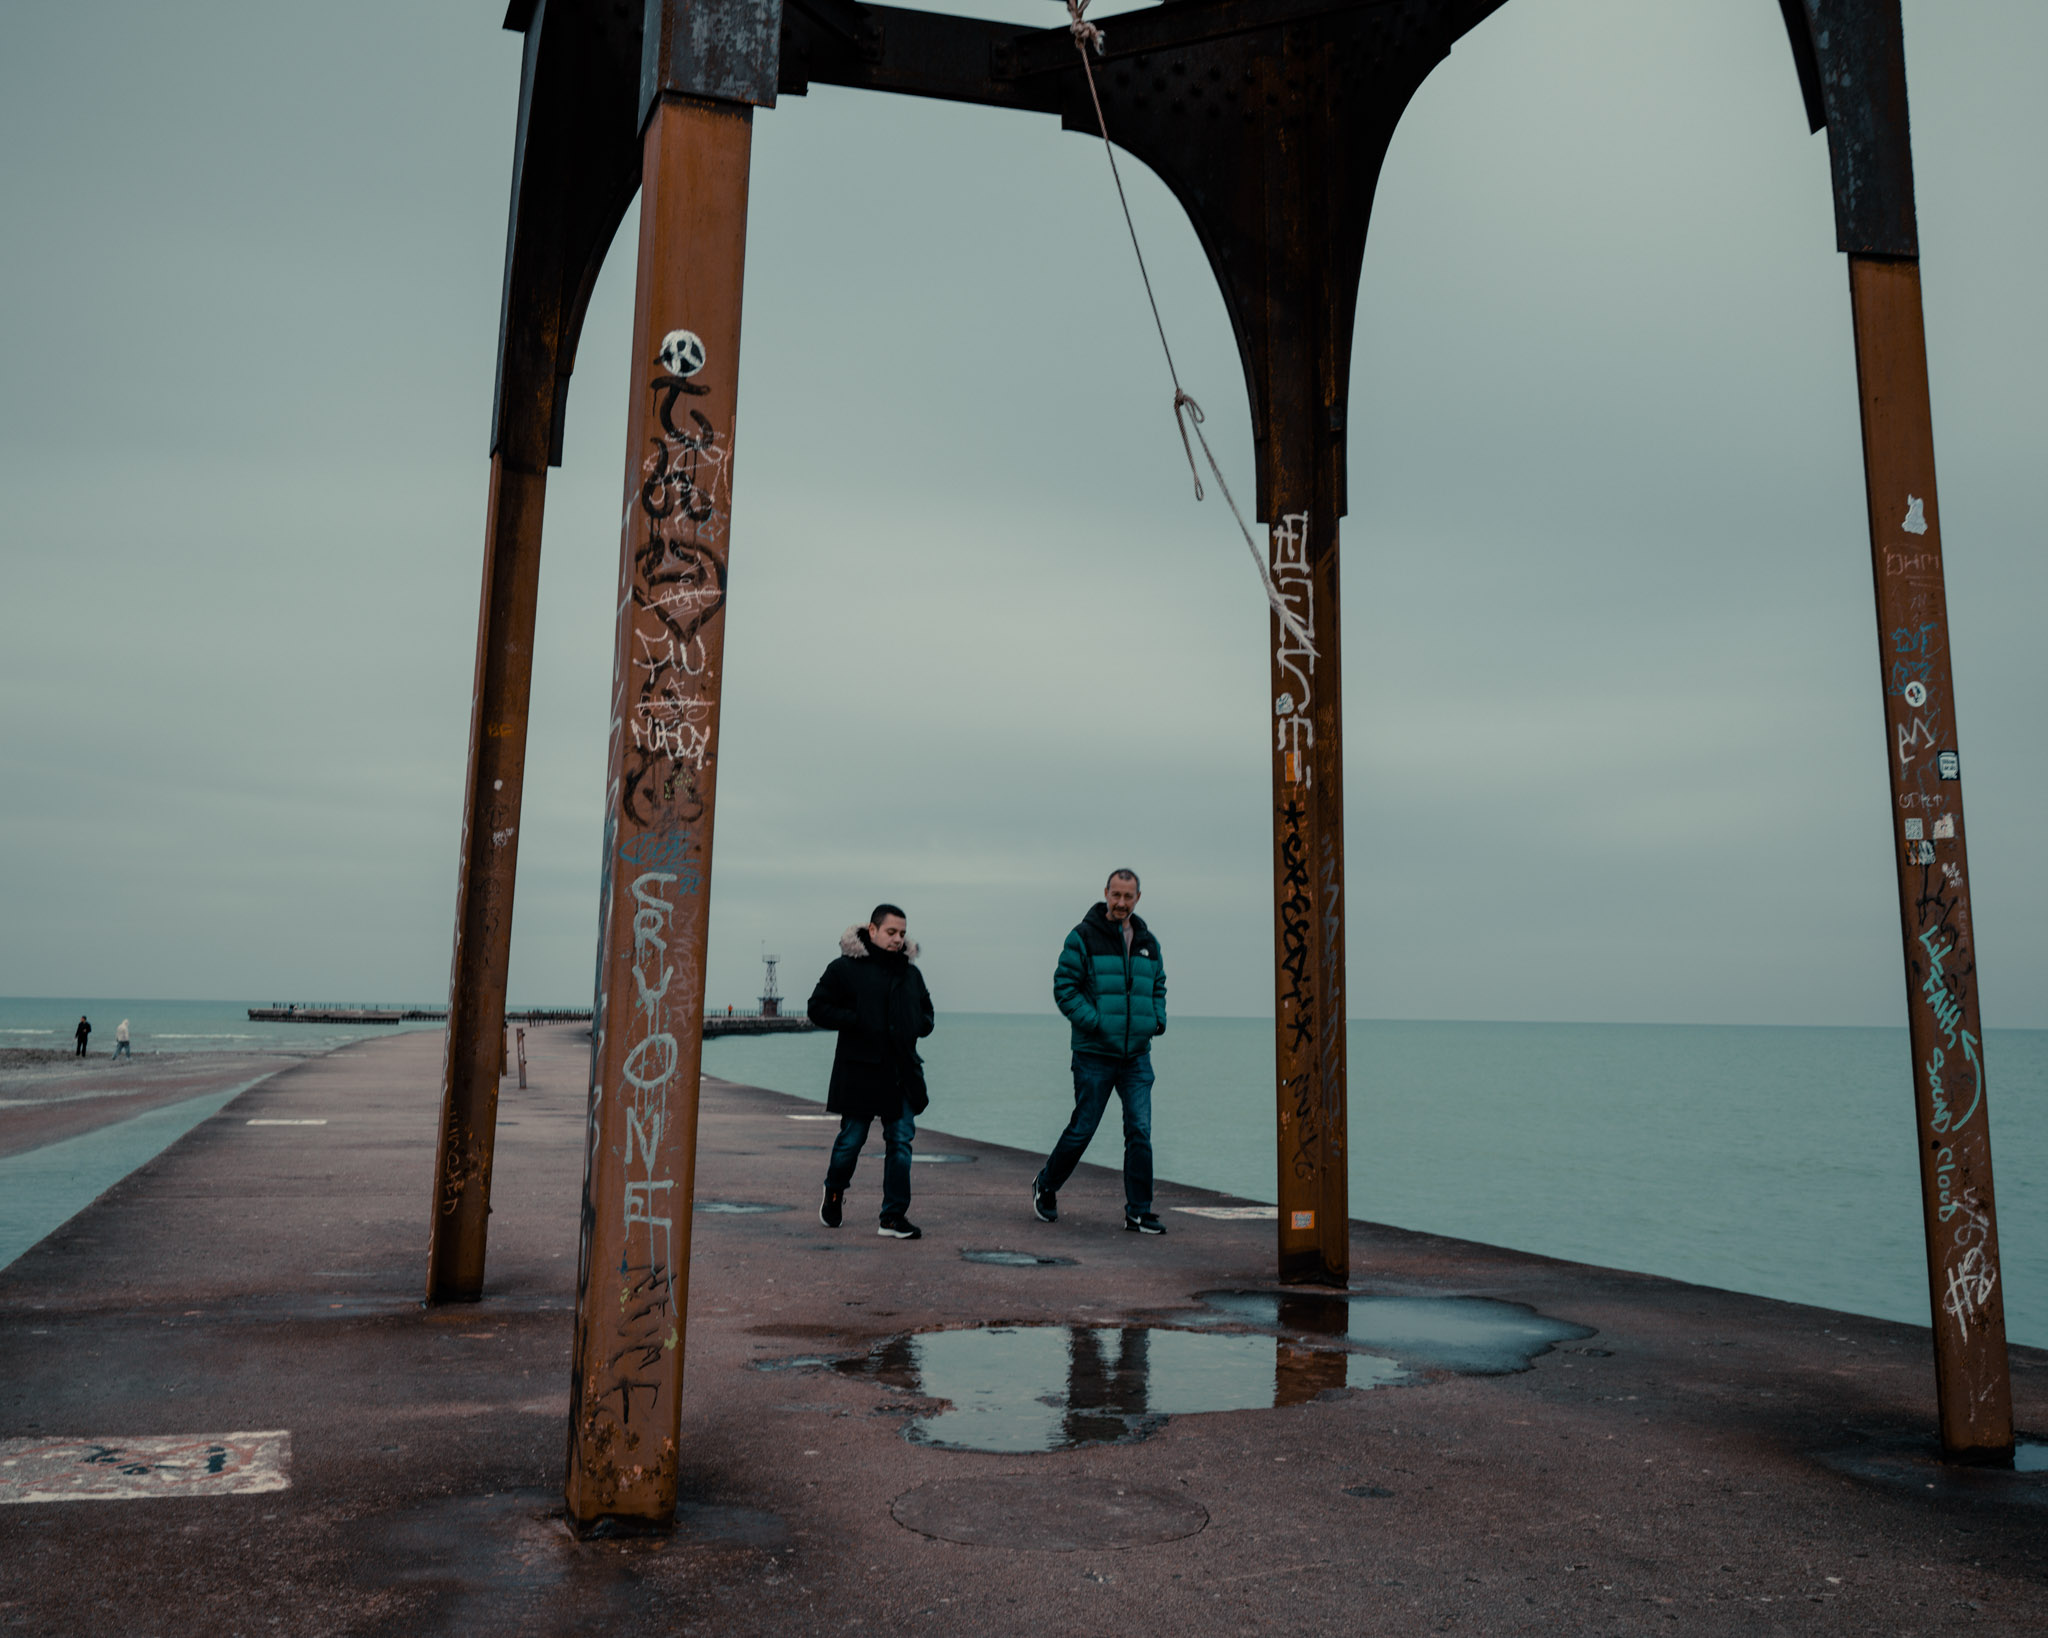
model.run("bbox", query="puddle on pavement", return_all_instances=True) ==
[959,1250,1076,1267]
[911,1153,975,1164]
[695,1201,789,1215]
[2017,1443,2048,1473]
[1198,1290,1593,1373]
[834,1325,1405,1451]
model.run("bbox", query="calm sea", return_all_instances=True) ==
[706,1014,2048,1351]
[7,997,2040,1350]
[0,997,445,1058]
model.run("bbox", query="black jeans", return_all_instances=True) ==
[1040,1050,1154,1214]
[825,1109,915,1219]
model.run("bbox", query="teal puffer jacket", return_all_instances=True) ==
[1053,903,1166,1058]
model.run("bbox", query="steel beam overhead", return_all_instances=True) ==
[441,0,2016,1505]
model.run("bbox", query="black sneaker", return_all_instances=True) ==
[1124,1212,1166,1235]
[1032,1173,1058,1224]
[819,1186,844,1228]
[877,1215,922,1240]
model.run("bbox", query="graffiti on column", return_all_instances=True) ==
[1271,511,1320,1183]
[1317,823,1344,1159]
[1884,489,1997,1342]
[1272,512,1314,790]
[582,326,726,1467]
[623,327,730,828]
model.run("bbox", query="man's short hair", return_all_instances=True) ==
[1105,869,1140,892]
[870,903,907,926]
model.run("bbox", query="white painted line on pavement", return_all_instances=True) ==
[1172,1206,1278,1220]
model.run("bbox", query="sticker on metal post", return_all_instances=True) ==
[1291,1210,1315,1230]
[658,329,706,378]
[1933,815,1955,839]
[1903,496,1928,535]
[1938,751,1960,780]
[1904,818,1924,840]
[1903,680,1928,708]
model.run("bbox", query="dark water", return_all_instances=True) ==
[0,996,445,1058]
[708,1014,2048,1347]
[1199,1291,1595,1374]
[837,1325,1406,1452]
[831,1293,1587,1452]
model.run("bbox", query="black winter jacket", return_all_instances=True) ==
[806,926,936,1119]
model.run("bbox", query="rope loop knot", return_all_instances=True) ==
[1064,0,1105,54]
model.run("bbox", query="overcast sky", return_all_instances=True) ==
[1,0,2041,1025]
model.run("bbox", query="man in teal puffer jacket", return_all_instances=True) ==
[1031,869,1168,1234]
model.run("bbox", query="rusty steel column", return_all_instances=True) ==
[1258,51,1350,1288]
[428,0,644,1303]
[1846,255,2012,1462]
[565,0,773,1524]
[427,453,548,1302]
[1267,504,1349,1286]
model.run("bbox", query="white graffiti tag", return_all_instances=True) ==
[1271,511,1315,788]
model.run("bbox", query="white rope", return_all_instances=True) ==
[1063,0,1317,658]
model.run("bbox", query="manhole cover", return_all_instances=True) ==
[892,1475,1208,1550]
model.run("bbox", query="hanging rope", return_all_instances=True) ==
[1063,0,1317,659]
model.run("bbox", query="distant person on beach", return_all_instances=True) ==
[74,1015,90,1057]
[114,1019,131,1059]
[808,905,935,1240]
[1033,869,1168,1234]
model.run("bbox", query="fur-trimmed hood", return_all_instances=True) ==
[840,924,920,962]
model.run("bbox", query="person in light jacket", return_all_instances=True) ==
[113,1019,132,1059]
[808,904,935,1240]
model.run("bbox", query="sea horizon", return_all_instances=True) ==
[8,997,2040,1350]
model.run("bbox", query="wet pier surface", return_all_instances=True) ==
[2,1028,2046,1635]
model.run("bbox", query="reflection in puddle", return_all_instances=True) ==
[836,1325,1404,1452]
[1199,1291,1593,1373]
[2017,1443,2048,1473]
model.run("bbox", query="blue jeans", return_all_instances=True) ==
[1041,1051,1153,1214]
[825,1109,916,1219]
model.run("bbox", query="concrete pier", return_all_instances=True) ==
[2,1026,2044,1634]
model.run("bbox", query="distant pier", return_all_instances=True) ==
[248,1005,812,1037]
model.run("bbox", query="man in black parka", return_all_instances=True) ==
[808,904,935,1239]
